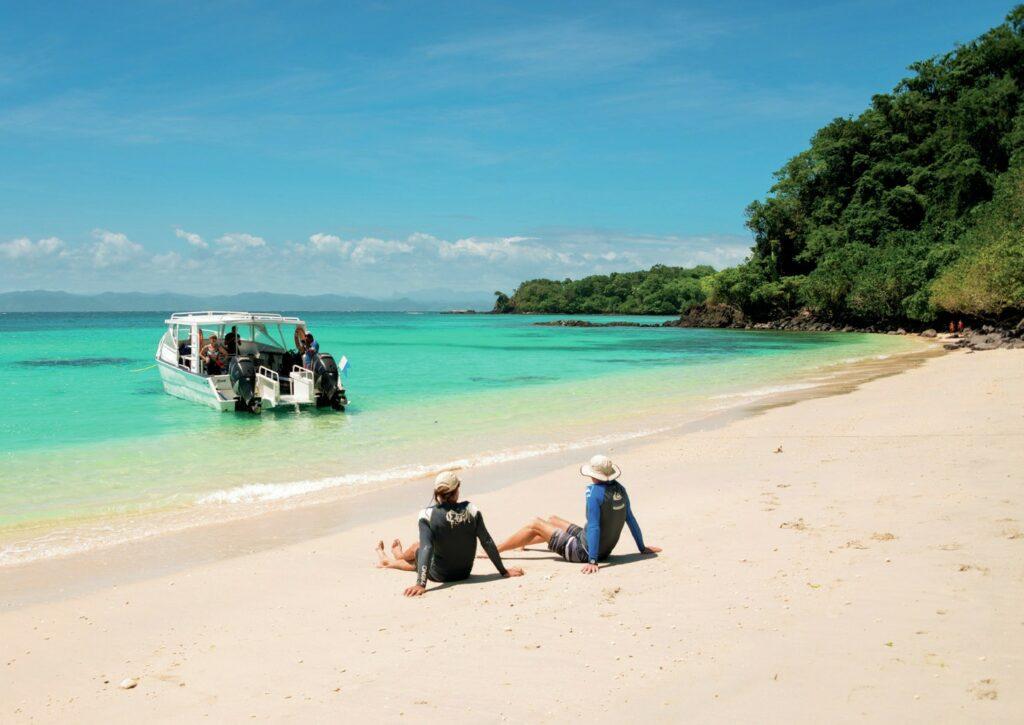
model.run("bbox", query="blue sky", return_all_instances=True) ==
[0,0,1012,296]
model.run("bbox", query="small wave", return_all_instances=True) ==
[197,427,667,506]
[710,382,820,400]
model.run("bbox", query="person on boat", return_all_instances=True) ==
[302,332,320,368]
[224,325,240,356]
[490,455,660,573]
[201,334,228,375]
[294,325,308,354]
[374,471,524,596]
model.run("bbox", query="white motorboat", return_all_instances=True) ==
[155,311,348,413]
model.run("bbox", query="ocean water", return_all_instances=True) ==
[0,312,920,564]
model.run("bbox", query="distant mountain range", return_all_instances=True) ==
[0,289,495,313]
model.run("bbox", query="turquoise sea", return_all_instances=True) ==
[0,312,920,564]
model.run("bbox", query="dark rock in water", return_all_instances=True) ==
[669,303,747,329]
[16,357,135,367]
[920,329,937,338]
[533,319,660,328]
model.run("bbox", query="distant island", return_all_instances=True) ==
[496,7,1024,330]
[0,289,494,313]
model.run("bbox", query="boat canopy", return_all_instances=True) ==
[164,311,306,327]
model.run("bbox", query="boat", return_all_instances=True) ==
[155,311,348,413]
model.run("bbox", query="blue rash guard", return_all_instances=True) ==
[584,481,646,565]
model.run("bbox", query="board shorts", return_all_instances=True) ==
[548,524,589,563]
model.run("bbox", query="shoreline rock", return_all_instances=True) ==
[531,309,1024,351]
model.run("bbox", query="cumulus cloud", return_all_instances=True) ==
[152,250,200,271]
[214,232,266,254]
[437,235,553,262]
[0,225,755,296]
[175,227,207,248]
[90,229,143,268]
[349,237,414,265]
[306,232,351,255]
[0,236,65,260]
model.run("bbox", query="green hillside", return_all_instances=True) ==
[710,6,1024,325]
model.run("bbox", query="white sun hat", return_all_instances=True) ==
[434,470,462,494]
[579,454,621,482]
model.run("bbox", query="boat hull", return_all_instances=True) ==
[157,360,235,412]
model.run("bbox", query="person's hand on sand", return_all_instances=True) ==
[643,546,662,554]
[581,563,599,574]
[503,567,525,577]
[404,584,427,597]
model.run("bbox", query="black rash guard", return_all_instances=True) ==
[415,501,508,587]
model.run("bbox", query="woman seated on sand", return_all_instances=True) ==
[375,471,524,596]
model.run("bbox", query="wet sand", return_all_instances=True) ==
[1,347,1021,722]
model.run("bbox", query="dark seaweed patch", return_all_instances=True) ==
[468,375,559,383]
[15,357,135,367]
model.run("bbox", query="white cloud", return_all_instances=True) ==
[0,225,755,297]
[437,235,553,263]
[214,232,266,254]
[90,229,143,268]
[175,227,207,248]
[349,237,414,265]
[151,251,200,271]
[0,236,65,260]
[306,232,351,255]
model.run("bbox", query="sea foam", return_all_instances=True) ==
[196,427,667,506]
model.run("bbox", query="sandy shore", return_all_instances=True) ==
[2,348,1022,723]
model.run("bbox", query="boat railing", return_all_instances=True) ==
[291,365,315,403]
[258,365,279,382]
[256,365,280,406]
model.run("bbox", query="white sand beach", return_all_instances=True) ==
[2,348,1022,723]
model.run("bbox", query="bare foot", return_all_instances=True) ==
[391,538,404,559]
[374,540,388,564]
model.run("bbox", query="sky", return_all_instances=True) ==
[0,0,1013,297]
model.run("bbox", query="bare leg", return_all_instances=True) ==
[374,540,388,565]
[495,517,560,553]
[399,542,419,563]
[382,559,415,572]
[547,515,576,531]
[375,538,419,570]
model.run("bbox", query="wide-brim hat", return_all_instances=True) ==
[434,470,461,494]
[579,454,621,482]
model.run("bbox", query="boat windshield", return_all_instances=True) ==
[251,323,289,350]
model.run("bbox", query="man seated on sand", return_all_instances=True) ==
[491,454,661,573]
[375,471,524,596]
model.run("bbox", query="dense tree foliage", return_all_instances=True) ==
[494,265,716,314]
[710,6,1024,324]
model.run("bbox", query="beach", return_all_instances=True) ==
[1,347,1022,722]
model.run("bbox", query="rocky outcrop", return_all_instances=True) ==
[531,309,1024,352]
[942,324,1024,351]
[533,319,661,328]
[667,303,748,329]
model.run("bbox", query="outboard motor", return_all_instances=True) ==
[312,353,347,411]
[229,356,262,414]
